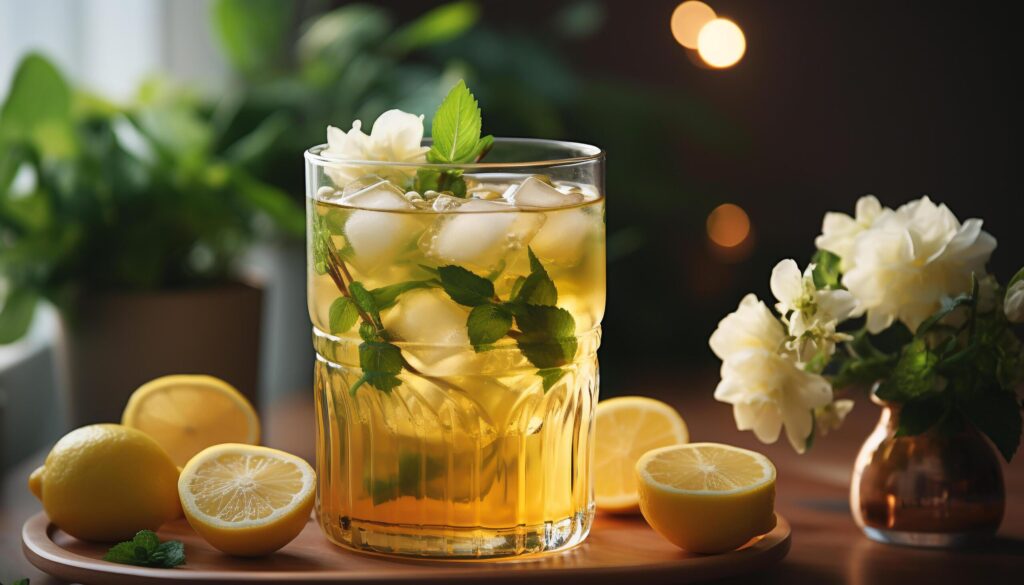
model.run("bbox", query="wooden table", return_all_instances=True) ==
[2,376,1021,584]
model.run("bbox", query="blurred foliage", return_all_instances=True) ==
[0,54,304,343]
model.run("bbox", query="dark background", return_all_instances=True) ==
[385,0,1021,390]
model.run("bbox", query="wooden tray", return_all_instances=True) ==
[23,512,790,584]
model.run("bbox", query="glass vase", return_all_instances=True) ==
[850,393,1004,548]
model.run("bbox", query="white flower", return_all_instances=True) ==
[840,196,997,333]
[710,294,834,453]
[814,399,854,437]
[323,109,430,187]
[815,195,884,271]
[770,259,856,362]
[1006,279,1024,323]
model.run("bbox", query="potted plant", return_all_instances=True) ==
[708,195,1023,547]
[0,54,303,425]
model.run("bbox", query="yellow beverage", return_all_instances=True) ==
[305,141,605,558]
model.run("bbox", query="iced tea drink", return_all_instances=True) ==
[305,139,604,558]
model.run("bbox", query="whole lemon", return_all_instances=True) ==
[28,424,181,542]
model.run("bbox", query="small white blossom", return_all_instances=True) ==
[770,259,856,362]
[323,109,430,187]
[1006,279,1024,323]
[814,399,854,437]
[828,196,996,334]
[710,294,834,453]
[815,195,884,271]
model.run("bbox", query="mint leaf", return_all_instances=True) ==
[329,297,359,334]
[354,340,404,394]
[429,79,482,163]
[810,249,842,290]
[349,281,382,327]
[509,275,527,300]
[538,368,568,392]
[311,216,331,275]
[875,339,938,403]
[514,305,578,368]
[103,530,184,568]
[467,304,513,347]
[960,389,1022,462]
[470,134,494,162]
[438,265,494,306]
[514,250,557,306]
[359,321,381,342]
[371,279,437,310]
[150,540,186,568]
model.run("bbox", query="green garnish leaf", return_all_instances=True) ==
[355,341,404,394]
[371,279,438,310]
[312,216,331,276]
[103,530,185,568]
[894,396,946,437]
[350,281,382,327]
[514,305,578,369]
[467,304,513,347]
[438,265,495,306]
[329,297,359,334]
[538,368,568,392]
[429,79,482,164]
[513,249,557,306]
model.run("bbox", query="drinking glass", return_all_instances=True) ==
[305,139,605,558]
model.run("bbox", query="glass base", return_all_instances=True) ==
[320,505,595,559]
[861,526,993,549]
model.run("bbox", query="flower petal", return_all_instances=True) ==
[770,259,803,311]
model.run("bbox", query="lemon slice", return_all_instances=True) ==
[636,443,776,553]
[178,443,315,556]
[594,396,689,513]
[122,375,260,466]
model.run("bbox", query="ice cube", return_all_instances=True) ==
[341,180,414,210]
[383,289,470,370]
[421,198,544,271]
[504,176,584,208]
[341,181,419,273]
[503,178,594,266]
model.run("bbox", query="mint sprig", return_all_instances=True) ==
[415,80,494,196]
[103,530,185,568]
[437,248,577,391]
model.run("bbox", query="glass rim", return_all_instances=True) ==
[304,137,604,170]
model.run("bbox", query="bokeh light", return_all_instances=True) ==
[706,203,750,248]
[697,18,746,68]
[670,1,717,49]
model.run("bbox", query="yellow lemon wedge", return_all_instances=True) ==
[28,424,181,542]
[636,443,776,554]
[178,443,315,557]
[122,375,260,467]
[594,396,689,513]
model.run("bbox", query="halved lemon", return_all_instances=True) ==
[594,396,689,513]
[636,443,776,554]
[178,443,315,556]
[122,375,260,467]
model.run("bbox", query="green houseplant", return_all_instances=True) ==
[0,54,303,424]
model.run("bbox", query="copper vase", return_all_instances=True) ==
[850,395,1004,547]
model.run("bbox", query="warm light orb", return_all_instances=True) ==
[706,203,750,248]
[697,18,746,68]
[670,1,717,49]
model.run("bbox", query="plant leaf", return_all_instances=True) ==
[385,1,479,55]
[329,297,359,334]
[430,80,482,163]
[371,279,437,310]
[538,367,568,392]
[514,305,578,368]
[0,289,38,344]
[210,0,291,75]
[0,53,74,158]
[894,396,946,437]
[102,530,184,568]
[875,339,938,403]
[467,304,513,347]
[150,540,186,568]
[233,170,304,236]
[960,389,1022,462]
[349,282,382,327]
[810,249,842,290]
[437,265,494,306]
[514,250,557,306]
